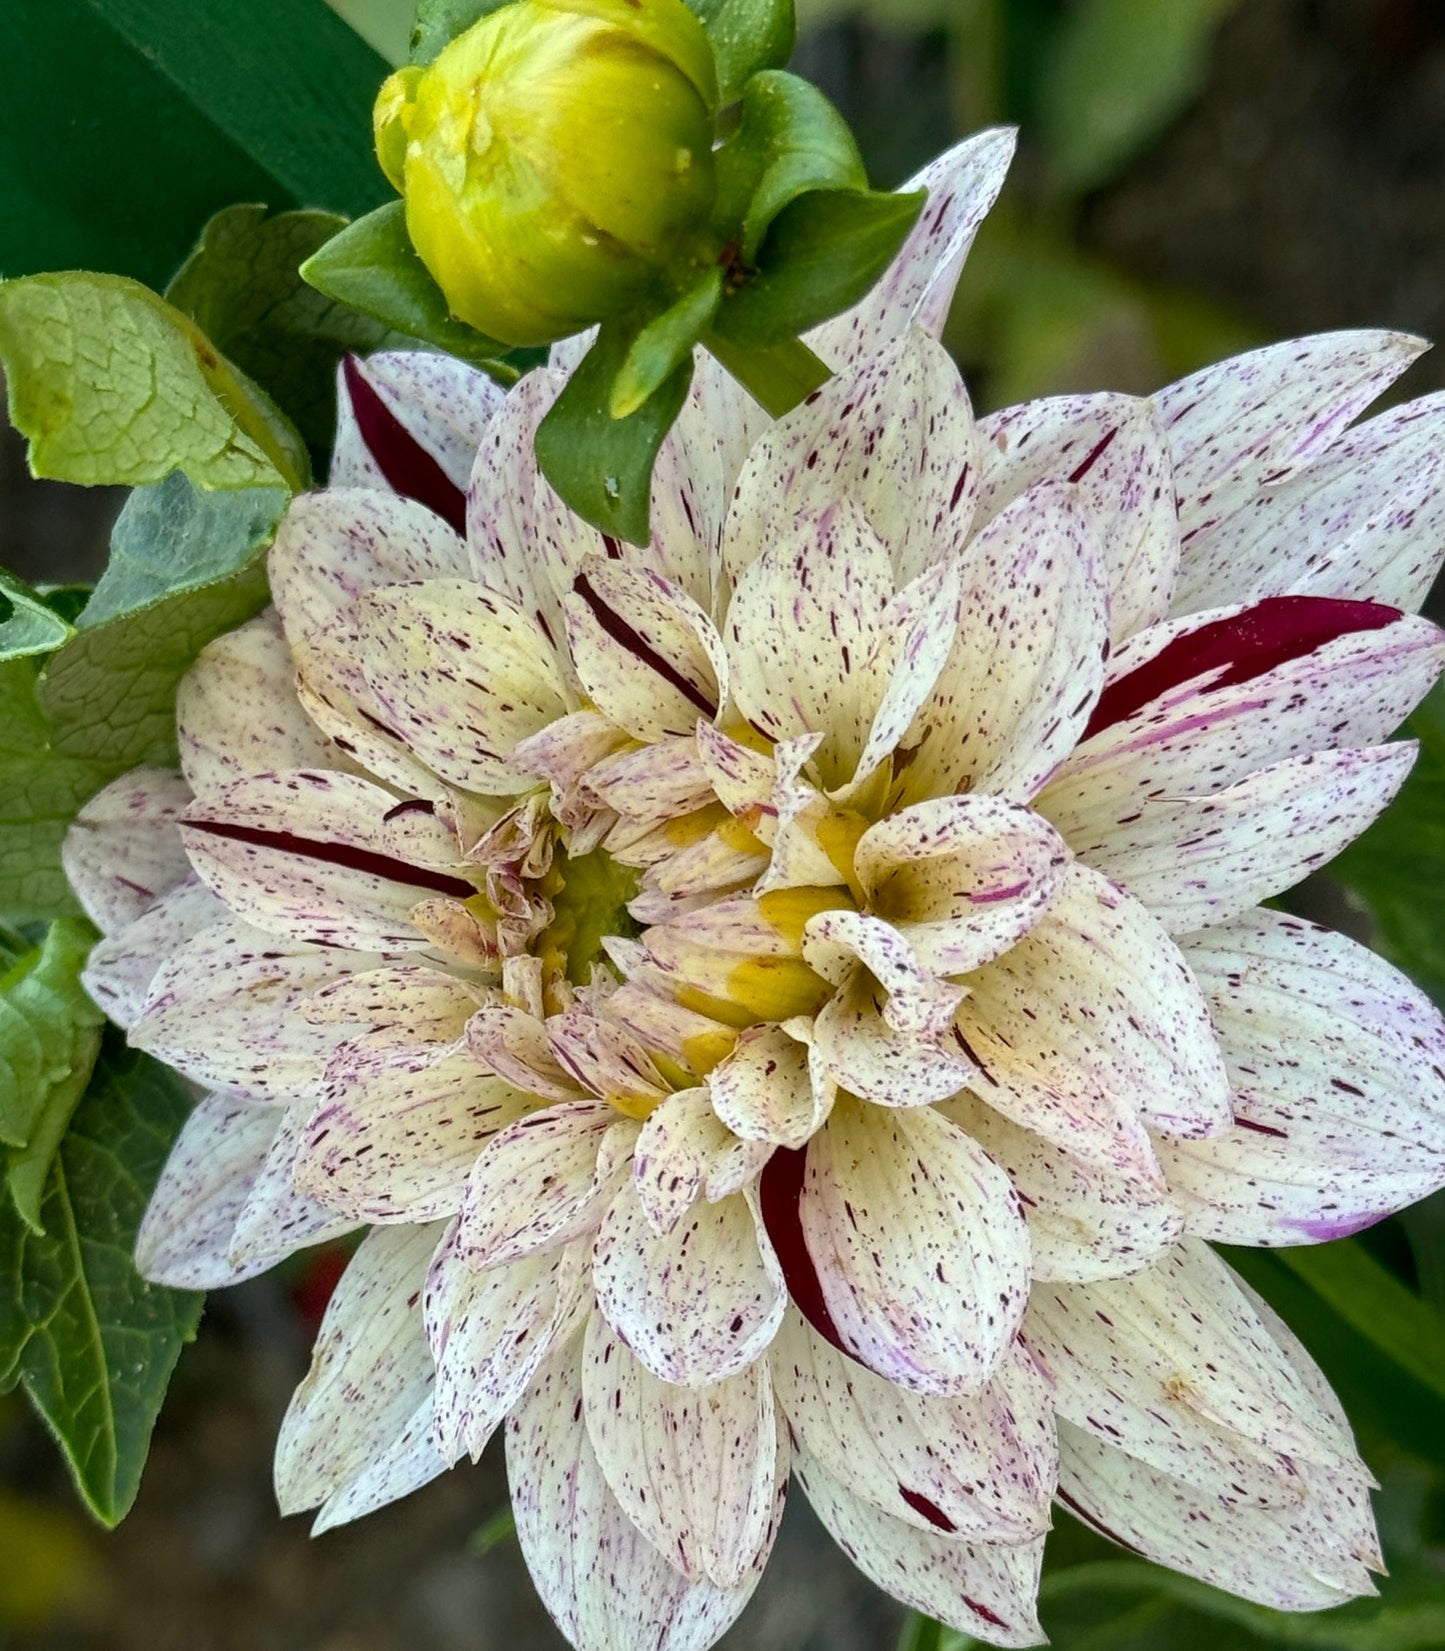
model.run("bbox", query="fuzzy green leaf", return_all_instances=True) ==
[0,571,75,663]
[167,204,407,460]
[535,319,693,546]
[714,184,924,346]
[0,1035,203,1526]
[301,202,513,373]
[0,273,308,493]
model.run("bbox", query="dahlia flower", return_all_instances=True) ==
[62,127,1445,1649]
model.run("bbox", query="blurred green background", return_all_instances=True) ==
[4,2,1445,1648]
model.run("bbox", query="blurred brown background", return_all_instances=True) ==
[5,0,1445,1645]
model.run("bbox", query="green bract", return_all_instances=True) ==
[376,0,719,347]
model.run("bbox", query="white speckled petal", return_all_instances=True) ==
[900,481,1110,805]
[62,767,193,933]
[270,488,468,649]
[130,919,383,1103]
[338,579,569,794]
[633,1087,770,1234]
[955,864,1230,1167]
[1173,391,1445,615]
[795,1450,1046,1649]
[226,1105,359,1272]
[1057,1422,1379,1612]
[726,503,895,792]
[180,769,473,952]
[808,128,1018,365]
[583,1310,782,1588]
[943,1094,1182,1283]
[771,1309,1055,1543]
[800,1098,1030,1396]
[1054,742,1417,934]
[134,1093,279,1289]
[81,878,225,1028]
[724,330,979,589]
[802,911,966,1040]
[977,391,1179,641]
[1164,910,1445,1244]
[296,1029,534,1222]
[331,350,503,492]
[426,1220,589,1462]
[809,967,975,1109]
[455,1102,637,1267]
[1027,1241,1357,1514]
[177,610,337,796]
[583,738,716,825]
[854,794,1069,975]
[593,1179,786,1386]
[709,1024,832,1149]
[1038,606,1445,852]
[508,1330,757,1651]
[275,1223,447,1530]
[1154,330,1425,556]
[564,559,726,742]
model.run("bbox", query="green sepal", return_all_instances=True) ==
[714,185,925,346]
[685,0,795,105]
[0,571,75,664]
[410,0,512,64]
[0,1033,203,1527]
[0,272,308,494]
[536,319,694,546]
[713,71,866,261]
[300,202,516,377]
[166,204,409,461]
[611,269,724,419]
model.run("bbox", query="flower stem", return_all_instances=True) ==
[702,332,832,417]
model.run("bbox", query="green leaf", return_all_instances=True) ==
[0,273,308,493]
[301,202,514,374]
[1332,684,1445,1007]
[0,660,111,927]
[714,71,867,261]
[0,478,283,923]
[1037,0,1242,195]
[1,923,105,1235]
[0,1034,203,1525]
[897,1613,969,1651]
[686,0,795,104]
[535,320,694,546]
[166,204,408,460]
[1273,1240,1445,1409]
[611,269,724,418]
[0,571,75,663]
[0,0,391,292]
[469,1504,518,1554]
[40,475,285,766]
[714,185,924,346]
[409,0,505,63]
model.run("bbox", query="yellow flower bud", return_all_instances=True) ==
[376,0,719,347]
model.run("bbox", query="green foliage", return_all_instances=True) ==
[686,0,796,104]
[0,1034,202,1527]
[0,920,105,1234]
[409,0,503,63]
[300,201,515,374]
[536,322,696,546]
[0,0,390,292]
[0,273,308,493]
[0,479,283,923]
[713,185,925,346]
[0,572,76,663]
[166,205,408,460]
[611,271,725,419]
